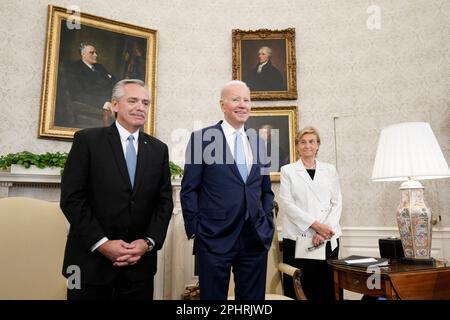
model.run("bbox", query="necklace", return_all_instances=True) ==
[302,159,316,169]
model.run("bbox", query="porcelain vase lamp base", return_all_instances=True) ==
[396,179,433,264]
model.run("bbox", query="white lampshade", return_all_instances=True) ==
[372,122,450,181]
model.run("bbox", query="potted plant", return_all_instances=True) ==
[0,151,183,178]
[0,151,67,175]
[169,161,184,179]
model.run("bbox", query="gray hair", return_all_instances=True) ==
[111,79,147,101]
[79,42,95,55]
[259,46,273,58]
[220,80,250,100]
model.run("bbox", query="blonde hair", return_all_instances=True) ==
[295,126,321,157]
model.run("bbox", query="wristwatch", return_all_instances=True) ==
[145,238,154,252]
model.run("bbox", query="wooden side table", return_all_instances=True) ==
[328,259,450,300]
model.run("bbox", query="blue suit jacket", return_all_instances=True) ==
[180,121,274,254]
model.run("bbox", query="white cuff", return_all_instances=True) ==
[146,237,155,246]
[90,237,108,252]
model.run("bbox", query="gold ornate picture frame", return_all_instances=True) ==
[39,5,158,140]
[246,106,299,181]
[232,28,297,100]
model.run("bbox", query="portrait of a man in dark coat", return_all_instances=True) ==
[67,42,117,111]
[54,22,147,130]
[243,46,286,92]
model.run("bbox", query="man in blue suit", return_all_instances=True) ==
[180,80,275,300]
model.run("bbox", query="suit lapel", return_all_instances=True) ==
[295,160,323,203]
[311,161,327,202]
[216,122,243,182]
[133,132,151,195]
[246,129,258,179]
[107,125,131,188]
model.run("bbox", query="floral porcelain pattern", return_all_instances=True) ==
[397,188,432,258]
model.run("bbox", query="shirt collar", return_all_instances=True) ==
[115,121,139,142]
[221,119,246,136]
[257,60,269,72]
[82,61,94,70]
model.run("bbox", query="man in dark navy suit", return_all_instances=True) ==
[181,80,274,300]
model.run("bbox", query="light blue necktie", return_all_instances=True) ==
[234,131,248,182]
[126,135,137,187]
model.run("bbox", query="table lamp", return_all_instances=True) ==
[372,122,450,263]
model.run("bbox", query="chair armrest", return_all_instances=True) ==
[278,262,307,300]
[278,262,299,277]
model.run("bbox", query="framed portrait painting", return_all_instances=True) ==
[39,5,158,140]
[246,106,299,181]
[232,28,297,100]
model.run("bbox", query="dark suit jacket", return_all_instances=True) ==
[66,60,116,109]
[60,124,173,285]
[244,59,286,91]
[180,122,275,254]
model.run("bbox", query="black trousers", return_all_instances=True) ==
[282,238,339,301]
[67,269,154,300]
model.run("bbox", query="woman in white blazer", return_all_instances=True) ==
[279,126,342,300]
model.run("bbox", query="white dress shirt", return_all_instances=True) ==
[221,119,253,172]
[257,61,269,73]
[116,120,139,157]
[82,61,95,71]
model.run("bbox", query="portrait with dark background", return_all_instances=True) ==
[246,114,291,172]
[55,21,147,129]
[241,39,287,92]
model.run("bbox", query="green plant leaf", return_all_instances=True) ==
[0,151,68,172]
[169,161,184,178]
[1,151,184,178]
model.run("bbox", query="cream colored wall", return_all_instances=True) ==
[0,0,448,228]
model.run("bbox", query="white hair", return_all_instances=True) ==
[259,46,273,57]
[220,80,250,100]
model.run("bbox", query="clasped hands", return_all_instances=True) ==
[98,239,148,267]
[311,221,335,247]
